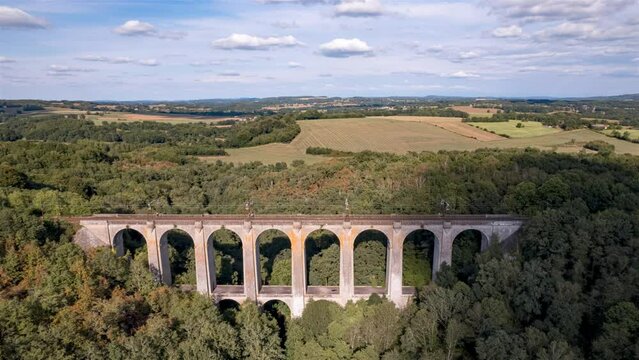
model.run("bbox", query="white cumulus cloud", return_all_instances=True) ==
[0,6,47,29]
[319,38,373,57]
[492,25,523,38]
[446,71,480,78]
[335,0,385,17]
[212,33,302,50]
[114,20,156,36]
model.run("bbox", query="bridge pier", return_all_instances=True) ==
[71,214,525,318]
[242,222,259,301]
[339,224,355,306]
[387,223,404,307]
[289,224,306,317]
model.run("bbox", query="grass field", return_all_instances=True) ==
[38,107,236,125]
[602,129,639,140]
[451,106,500,118]
[202,116,639,164]
[469,120,562,138]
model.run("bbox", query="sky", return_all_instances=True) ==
[1,0,638,100]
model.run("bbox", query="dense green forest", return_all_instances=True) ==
[1,128,639,359]
[0,114,301,149]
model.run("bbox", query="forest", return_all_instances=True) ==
[1,123,639,359]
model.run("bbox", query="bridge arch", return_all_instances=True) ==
[305,229,340,296]
[208,228,244,289]
[256,229,292,293]
[353,229,389,292]
[451,229,485,283]
[402,229,439,290]
[451,228,490,250]
[112,228,147,258]
[158,228,196,287]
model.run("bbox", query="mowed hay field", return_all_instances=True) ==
[469,120,563,138]
[207,116,639,164]
[451,106,501,118]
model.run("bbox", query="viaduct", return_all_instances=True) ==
[70,214,525,317]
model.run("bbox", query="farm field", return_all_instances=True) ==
[385,116,503,141]
[201,143,328,165]
[451,105,501,118]
[37,107,237,125]
[602,129,639,140]
[206,116,639,164]
[469,120,563,138]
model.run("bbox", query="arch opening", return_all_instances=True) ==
[354,230,388,290]
[452,229,484,284]
[209,229,244,286]
[113,228,146,258]
[256,229,292,293]
[262,300,291,347]
[402,230,437,289]
[218,299,241,324]
[113,228,151,287]
[305,229,340,294]
[161,229,195,287]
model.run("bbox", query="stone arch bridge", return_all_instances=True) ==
[69,214,525,317]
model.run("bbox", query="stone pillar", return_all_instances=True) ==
[113,228,125,257]
[145,221,171,285]
[242,221,259,301]
[435,222,454,276]
[387,223,404,307]
[339,223,354,304]
[194,221,214,295]
[290,222,305,317]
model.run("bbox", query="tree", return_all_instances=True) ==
[0,164,28,188]
[309,244,340,286]
[237,302,285,360]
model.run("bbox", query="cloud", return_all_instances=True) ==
[114,20,155,36]
[459,51,480,60]
[288,61,303,68]
[536,22,638,41]
[427,45,444,53]
[633,57,639,62]
[445,71,480,78]
[0,56,16,63]
[257,0,331,4]
[212,33,302,50]
[335,0,384,17]
[77,55,160,66]
[48,65,96,76]
[114,20,185,39]
[138,59,159,67]
[492,25,523,38]
[0,6,47,29]
[484,0,635,22]
[319,38,373,57]
[77,55,134,64]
